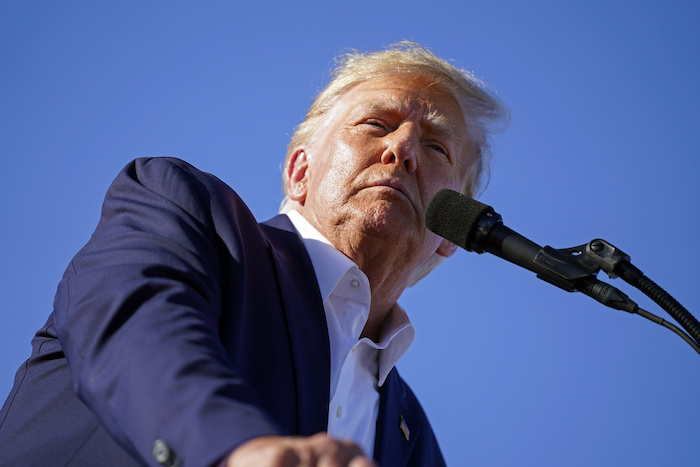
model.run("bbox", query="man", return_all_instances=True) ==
[0,42,507,466]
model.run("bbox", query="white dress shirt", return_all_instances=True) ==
[286,210,415,457]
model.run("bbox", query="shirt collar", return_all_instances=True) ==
[286,210,415,384]
[286,210,364,303]
[372,302,415,386]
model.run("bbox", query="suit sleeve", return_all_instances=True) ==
[53,157,283,466]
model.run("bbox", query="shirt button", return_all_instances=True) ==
[350,278,361,289]
[336,406,343,418]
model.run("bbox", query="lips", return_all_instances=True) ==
[368,178,413,204]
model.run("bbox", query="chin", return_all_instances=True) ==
[358,202,416,238]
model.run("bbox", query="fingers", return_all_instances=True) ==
[304,433,374,467]
[225,434,376,467]
[224,436,300,467]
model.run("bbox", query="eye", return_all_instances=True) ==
[362,119,388,130]
[426,142,450,160]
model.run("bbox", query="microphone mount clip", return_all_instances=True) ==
[534,238,632,290]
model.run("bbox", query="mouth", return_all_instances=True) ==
[367,178,414,204]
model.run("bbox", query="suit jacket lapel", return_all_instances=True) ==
[260,214,330,437]
[374,369,420,467]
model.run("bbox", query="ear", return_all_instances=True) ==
[286,148,310,204]
[436,238,458,258]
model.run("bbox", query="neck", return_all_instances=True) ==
[293,205,426,341]
[334,231,418,341]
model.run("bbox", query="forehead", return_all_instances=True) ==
[337,74,467,137]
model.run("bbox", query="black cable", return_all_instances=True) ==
[635,307,700,356]
[574,275,700,355]
[615,262,700,345]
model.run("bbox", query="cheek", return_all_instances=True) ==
[456,147,479,189]
[327,137,370,181]
[426,165,463,194]
[309,142,362,204]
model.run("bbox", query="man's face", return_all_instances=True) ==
[288,73,473,269]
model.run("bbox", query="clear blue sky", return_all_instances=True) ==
[1,2,698,465]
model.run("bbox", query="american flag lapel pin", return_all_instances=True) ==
[399,415,410,441]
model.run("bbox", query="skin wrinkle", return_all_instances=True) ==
[357,99,459,145]
[286,74,472,341]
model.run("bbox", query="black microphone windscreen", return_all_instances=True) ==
[425,189,494,249]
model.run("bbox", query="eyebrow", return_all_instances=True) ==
[361,99,459,142]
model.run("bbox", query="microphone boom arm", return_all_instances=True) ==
[424,189,699,352]
[496,235,700,346]
[483,229,639,313]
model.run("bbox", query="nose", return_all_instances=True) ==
[380,123,418,174]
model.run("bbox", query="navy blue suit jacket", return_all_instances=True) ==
[0,158,445,467]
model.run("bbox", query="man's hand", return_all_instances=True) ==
[224,433,376,467]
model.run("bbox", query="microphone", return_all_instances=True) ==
[425,189,544,273]
[425,189,637,312]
